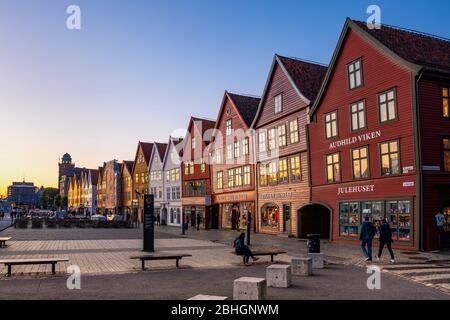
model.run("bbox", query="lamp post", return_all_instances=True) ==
[246,209,251,246]
[181,209,185,235]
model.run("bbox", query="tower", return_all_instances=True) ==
[58,153,75,191]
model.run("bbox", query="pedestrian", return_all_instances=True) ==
[234,232,259,266]
[376,219,395,263]
[435,209,445,251]
[359,216,376,261]
[156,213,161,226]
[196,212,201,231]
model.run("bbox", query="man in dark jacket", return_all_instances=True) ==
[377,219,395,263]
[359,216,376,261]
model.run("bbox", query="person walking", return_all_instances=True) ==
[435,210,445,251]
[234,233,259,266]
[196,212,201,231]
[377,219,395,263]
[359,216,376,261]
[156,213,161,226]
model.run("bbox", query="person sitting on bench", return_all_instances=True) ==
[234,233,258,266]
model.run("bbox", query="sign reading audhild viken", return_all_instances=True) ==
[329,130,381,150]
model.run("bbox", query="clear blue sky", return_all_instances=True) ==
[0,0,449,194]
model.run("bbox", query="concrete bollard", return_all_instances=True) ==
[307,253,324,269]
[188,294,228,300]
[291,257,313,276]
[266,264,291,288]
[233,277,266,300]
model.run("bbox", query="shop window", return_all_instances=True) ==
[352,146,369,179]
[350,100,366,131]
[278,124,287,147]
[348,58,363,90]
[258,131,267,153]
[289,119,299,144]
[443,138,450,172]
[242,138,249,156]
[339,202,360,237]
[261,204,279,229]
[386,200,411,241]
[226,119,232,136]
[235,167,243,187]
[243,166,251,185]
[268,128,277,150]
[361,201,383,238]
[217,171,223,189]
[227,169,235,188]
[274,94,283,114]
[442,88,449,119]
[290,155,301,182]
[378,88,397,123]
[259,163,268,186]
[380,140,400,176]
[325,111,338,139]
[268,161,278,185]
[278,158,288,184]
[326,152,341,183]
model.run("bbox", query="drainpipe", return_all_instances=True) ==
[414,70,424,251]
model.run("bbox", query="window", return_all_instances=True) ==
[172,188,176,200]
[191,137,196,149]
[243,166,251,185]
[278,124,287,147]
[350,100,366,131]
[175,187,181,199]
[242,138,249,156]
[348,59,363,90]
[141,173,146,183]
[290,155,301,182]
[380,140,400,176]
[325,111,338,139]
[175,168,180,180]
[278,158,288,183]
[226,119,232,136]
[235,167,242,187]
[157,170,162,181]
[166,171,170,182]
[227,169,234,188]
[339,202,360,237]
[234,142,240,158]
[166,188,171,200]
[289,120,299,144]
[352,146,369,179]
[184,163,189,175]
[259,163,268,186]
[443,88,449,118]
[189,161,194,175]
[258,132,266,152]
[378,88,397,123]
[268,161,278,185]
[261,204,279,229]
[135,174,139,183]
[216,148,222,164]
[326,153,341,183]
[226,144,233,160]
[200,158,206,173]
[444,138,450,172]
[217,171,223,189]
[386,200,412,241]
[274,94,282,113]
[268,128,277,150]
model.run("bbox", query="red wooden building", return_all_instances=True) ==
[181,116,216,229]
[307,18,450,251]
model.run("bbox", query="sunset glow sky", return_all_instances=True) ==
[1,0,449,197]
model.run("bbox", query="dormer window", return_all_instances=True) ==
[274,94,283,114]
[348,59,363,90]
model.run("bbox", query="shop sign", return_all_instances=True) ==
[403,182,415,187]
[215,192,253,203]
[337,184,375,195]
[329,130,381,150]
[402,166,414,174]
[422,165,440,171]
[259,192,296,200]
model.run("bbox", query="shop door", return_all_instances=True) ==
[211,205,219,229]
[190,207,196,227]
[283,204,291,234]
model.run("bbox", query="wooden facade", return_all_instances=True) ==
[131,142,153,224]
[210,91,260,230]
[121,161,134,217]
[252,55,327,236]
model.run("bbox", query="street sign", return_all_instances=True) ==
[143,194,154,252]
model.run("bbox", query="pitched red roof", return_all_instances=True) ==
[191,117,216,133]
[353,20,450,75]
[277,55,328,101]
[139,142,154,163]
[227,92,261,127]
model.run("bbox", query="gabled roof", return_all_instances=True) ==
[162,136,184,167]
[155,143,168,161]
[185,116,216,147]
[90,169,99,185]
[215,91,260,129]
[131,141,154,174]
[251,54,327,128]
[310,18,450,116]
[121,161,134,176]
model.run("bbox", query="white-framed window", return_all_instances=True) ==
[227,169,234,188]
[191,137,196,149]
[289,119,299,144]
[378,88,397,123]
[258,131,266,152]
[278,124,287,147]
[351,100,366,131]
[268,128,277,150]
[216,148,222,164]
[348,59,363,90]
[325,111,338,139]
[243,165,251,185]
[274,94,283,114]
[217,171,223,189]
[226,144,233,160]
[242,138,249,156]
[226,119,232,136]
[234,142,240,158]
[235,167,242,187]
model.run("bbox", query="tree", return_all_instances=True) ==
[39,188,59,210]
[54,194,62,210]
[62,196,68,209]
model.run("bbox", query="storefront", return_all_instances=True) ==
[212,191,255,231]
[182,195,212,229]
[168,206,182,226]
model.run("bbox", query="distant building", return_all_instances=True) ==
[97,160,121,215]
[58,153,83,197]
[7,181,39,207]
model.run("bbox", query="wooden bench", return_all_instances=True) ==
[0,257,69,276]
[234,249,287,264]
[0,237,11,248]
[130,253,192,270]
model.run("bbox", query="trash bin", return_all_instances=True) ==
[307,234,320,253]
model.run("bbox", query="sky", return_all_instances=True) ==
[0,0,449,196]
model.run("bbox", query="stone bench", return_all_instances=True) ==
[308,253,325,269]
[266,264,291,288]
[233,277,266,300]
[291,257,313,276]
